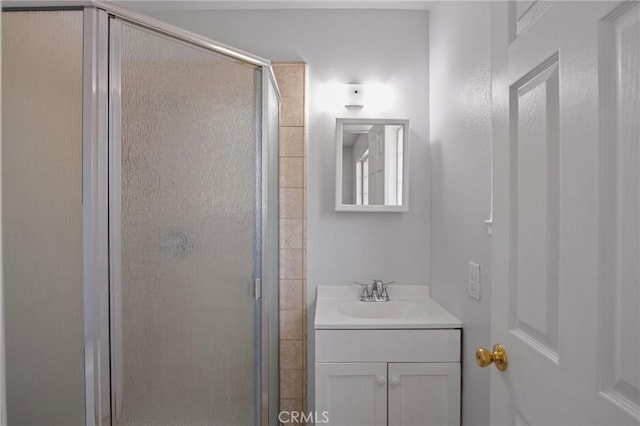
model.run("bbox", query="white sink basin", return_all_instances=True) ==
[337,300,422,319]
[314,285,463,330]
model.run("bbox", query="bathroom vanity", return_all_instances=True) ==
[314,286,462,426]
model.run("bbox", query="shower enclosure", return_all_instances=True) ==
[2,3,280,426]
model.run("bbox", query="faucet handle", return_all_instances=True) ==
[354,281,371,301]
[380,281,395,301]
[354,281,369,289]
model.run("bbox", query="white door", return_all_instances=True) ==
[388,363,460,426]
[315,363,387,426]
[490,2,639,425]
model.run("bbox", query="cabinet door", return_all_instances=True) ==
[388,363,460,426]
[315,363,387,426]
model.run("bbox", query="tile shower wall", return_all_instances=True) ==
[274,63,308,424]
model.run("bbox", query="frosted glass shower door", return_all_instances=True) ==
[111,21,261,426]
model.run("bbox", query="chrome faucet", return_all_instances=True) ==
[355,280,395,302]
[371,279,384,301]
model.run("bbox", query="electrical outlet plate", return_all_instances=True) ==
[468,262,480,301]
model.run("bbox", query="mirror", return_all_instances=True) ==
[336,118,409,212]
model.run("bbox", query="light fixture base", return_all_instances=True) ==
[344,84,365,108]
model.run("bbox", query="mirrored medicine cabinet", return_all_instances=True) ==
[335,118,409,212]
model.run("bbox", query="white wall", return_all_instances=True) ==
[127,5,430,410]
[429,2,492,426]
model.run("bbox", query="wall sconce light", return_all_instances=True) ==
[315,82,392,113]
[344,84,365,109]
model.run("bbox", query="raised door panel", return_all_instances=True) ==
[510,54,560,361]
[598,2,640,419]
[315,363,387,426]
[388,363,460,426]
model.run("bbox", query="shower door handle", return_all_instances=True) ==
[254,278,262,300]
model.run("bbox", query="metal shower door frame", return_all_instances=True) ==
[107,16,122,426]
[82,8,111,426]
[80,4,280,426]
[260,66,282,426]
[103,13,278,426]
[1,2,280,425]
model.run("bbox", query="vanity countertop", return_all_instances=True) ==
[314,285,463,330]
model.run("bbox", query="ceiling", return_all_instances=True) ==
[117,0,433,10]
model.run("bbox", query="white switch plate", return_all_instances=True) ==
[468,262,480,301]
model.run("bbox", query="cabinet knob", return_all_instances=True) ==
[376,376,386,386]
[390,376,400,387]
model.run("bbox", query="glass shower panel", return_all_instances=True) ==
[2,11,85,426]
[116,22,259,426]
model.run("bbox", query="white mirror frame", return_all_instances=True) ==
[335,118,410,212]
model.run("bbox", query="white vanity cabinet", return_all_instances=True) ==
[387,362,461,426]
[314,286,463,426]
[315,362,388,426]
[314,329,461,426]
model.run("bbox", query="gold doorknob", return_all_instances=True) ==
[476,344,508,371]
